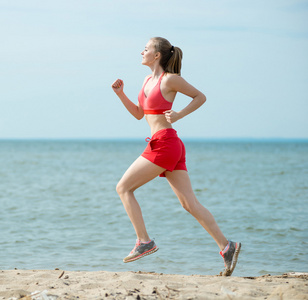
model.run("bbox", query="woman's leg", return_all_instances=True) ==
[116,156,165,242]
[165,170,228,250]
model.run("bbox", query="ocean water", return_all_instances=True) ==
[0,139,307,277]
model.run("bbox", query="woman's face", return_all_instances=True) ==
[141,40,158,66]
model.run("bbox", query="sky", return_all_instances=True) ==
[1,0,307,139]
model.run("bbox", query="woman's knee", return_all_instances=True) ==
[181,201,193,214]
[116,180,125,196]
[116,179,134,196]
[180,197,199,215]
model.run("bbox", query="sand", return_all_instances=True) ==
[0,270,307,300]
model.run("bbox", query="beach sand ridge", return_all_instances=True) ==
[0,270,307,299]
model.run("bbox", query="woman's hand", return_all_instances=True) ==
[164,110,182,124]
[111,79,124,94]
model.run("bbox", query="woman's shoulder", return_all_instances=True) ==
[164,72,181,82]
[141,74,152,86]
[142,74,152,82]
[164,72,180,79]
[163,72,184,87]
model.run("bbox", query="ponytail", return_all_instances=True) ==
[150,37,183,75]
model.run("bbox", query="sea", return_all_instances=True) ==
[0,139,307,277]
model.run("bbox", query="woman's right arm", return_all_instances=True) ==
[111,79,144,120]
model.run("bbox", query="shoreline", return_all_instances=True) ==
[0,270,307,299]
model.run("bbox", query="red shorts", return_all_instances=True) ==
[141,128,187,177]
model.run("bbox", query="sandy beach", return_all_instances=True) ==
[0,270,307,300]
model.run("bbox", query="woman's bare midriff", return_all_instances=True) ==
[145,114,173,136]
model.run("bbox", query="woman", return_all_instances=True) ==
[111,37,241,276]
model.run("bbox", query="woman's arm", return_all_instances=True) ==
[164,75,206,124]
[111,79,144,120]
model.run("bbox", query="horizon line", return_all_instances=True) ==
[1,137,308,142]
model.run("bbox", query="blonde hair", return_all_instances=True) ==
[150,37,183,75]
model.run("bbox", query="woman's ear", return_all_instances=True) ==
[155,52,161,60]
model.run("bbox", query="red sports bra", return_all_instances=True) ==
[138,72,173,114]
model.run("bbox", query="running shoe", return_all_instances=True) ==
[220,241,241,276]
[123,239,158,263]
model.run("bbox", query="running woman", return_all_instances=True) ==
[111,37,241,276]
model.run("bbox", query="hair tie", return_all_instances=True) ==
[170,45,174,53]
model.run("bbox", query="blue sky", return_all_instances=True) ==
[1,0,307,139]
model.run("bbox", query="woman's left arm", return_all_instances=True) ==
[164,75,206,124]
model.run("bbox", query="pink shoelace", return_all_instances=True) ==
[129,239,141,255]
